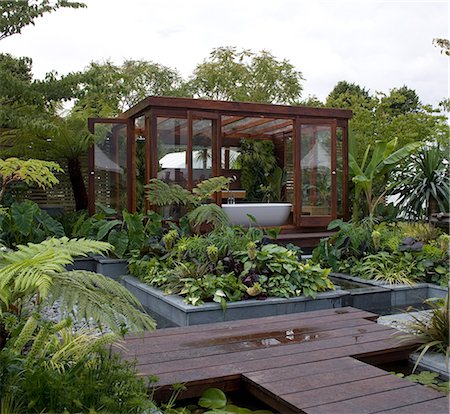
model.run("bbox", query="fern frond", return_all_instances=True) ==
[192,176,232,201]
[12,313,39,353]
[0,238,112,312]
[187,204,230,232]
[145,179,193,206]
[48,328,120,372]
[49,270,156,332]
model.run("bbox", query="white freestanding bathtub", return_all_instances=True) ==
[222,203,292,226]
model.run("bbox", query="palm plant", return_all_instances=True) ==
[394,145,450,220]
[0,158,63,204]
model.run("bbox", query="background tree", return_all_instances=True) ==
[74,59,188,117]
[0,0,86,41]
[433,38,450,56]
[0,53,81,129]
[0,116,93,210]
[326,81,448,163]
[326,80,372,109]
[188,47,304,104]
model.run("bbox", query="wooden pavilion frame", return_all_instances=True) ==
[88,96,352,235]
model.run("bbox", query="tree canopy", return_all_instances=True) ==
[188,47,304,104]
[73,60,188,117]
[325,81,448,163]
[0,0,86,41]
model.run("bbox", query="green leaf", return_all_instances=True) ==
[11,201,38,235]
[96,220,122,240]
[198,388,227,409]
[35,210,65,237]
[107,230,129,258]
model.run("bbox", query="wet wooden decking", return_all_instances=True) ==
[123,307,449,413]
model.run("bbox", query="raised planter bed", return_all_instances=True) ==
[66,257,96,272]
[94,256,128,281]
[331,272,447,314]
[121,275,350,328]
[109,271,446,328]
[67,256,128,280]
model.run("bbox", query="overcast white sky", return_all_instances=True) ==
[1,0,448,106]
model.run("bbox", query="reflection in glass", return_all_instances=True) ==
[192,119,212,187]
[336,127,343,217]
[284,136,294,203]
[156,117,188,188]
[135,116,146,212]
[301,125,331,216]
[94,123,127,213]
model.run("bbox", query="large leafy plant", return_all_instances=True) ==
[349,137,421,222]
[236,139,279,202]
[0,200,64,247]
[130,225,333,307]
[0,237,156,336]
[72,205,163,258]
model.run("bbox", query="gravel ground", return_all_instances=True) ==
[377,310,432,333]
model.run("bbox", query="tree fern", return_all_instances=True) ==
[49,270,156,332]
[145,179,193,206]
[192,176,232,201]
[0,237,111,312]
[187,204,230,233]
[0,237,155,332]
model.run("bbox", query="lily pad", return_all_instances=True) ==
[198,388,227,409]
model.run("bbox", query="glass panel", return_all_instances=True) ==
[221,147,240,169]
[135,116,146,212]
[301,125,331,216]
[192,119,212,187]
[336,127,343,217]
[284,136,294,204]
[93,123,127,213]
[156,117,188,187]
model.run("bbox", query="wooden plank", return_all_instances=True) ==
[124,311,381,353]
[304,383,445,414]
[125,307,378,341]
[246,356,361,384]
[121,96,353,121]
[133,326,397,374]
[255,361,388,396]
[124,319,380,360]
[136,331,414,385]
[281,374,414,409]
[376,397,449,413]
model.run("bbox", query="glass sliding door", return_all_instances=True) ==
[88,118,131,215]
[298,121,337,227]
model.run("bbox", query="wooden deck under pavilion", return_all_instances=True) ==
[123,307,449,413]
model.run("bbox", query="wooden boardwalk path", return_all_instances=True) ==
[123,307,449,413]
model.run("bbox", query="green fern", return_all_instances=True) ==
[0,237,156,333]
[0,237,111,312]
[145,179,193,206]
[187,204,230,233]
[49,270,156,332]
[192,176,232,202]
